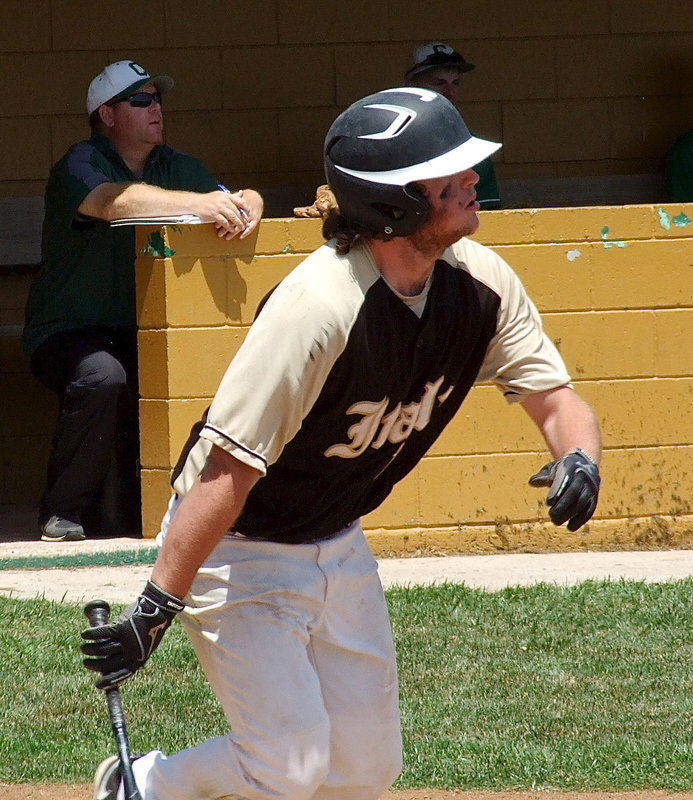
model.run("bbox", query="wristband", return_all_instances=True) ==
[143,580,186,614]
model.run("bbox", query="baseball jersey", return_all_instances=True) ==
[172,237,570,544]
[22,132,219,360]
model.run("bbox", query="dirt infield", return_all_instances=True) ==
[3,787,692,800]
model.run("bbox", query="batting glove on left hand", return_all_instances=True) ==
[81,580,185,690]
[528,448,601,532]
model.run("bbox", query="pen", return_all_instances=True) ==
[218,183,248,219]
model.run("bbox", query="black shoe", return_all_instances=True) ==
[40,515,85,542]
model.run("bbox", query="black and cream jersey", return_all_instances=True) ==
[173,237,571,543]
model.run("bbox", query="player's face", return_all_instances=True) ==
[409,170,480,255]
[110,82,164,146]
[413,67,461,104]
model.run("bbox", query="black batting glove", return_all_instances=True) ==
[81,580,185,690]
[528,448,601,532]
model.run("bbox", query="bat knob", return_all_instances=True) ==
[84,599,111,627]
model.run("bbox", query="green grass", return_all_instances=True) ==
[391,580,692,790]
[0,548,157,571]
[0,580,691,789]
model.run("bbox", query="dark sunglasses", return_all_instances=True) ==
[110,90,162,108]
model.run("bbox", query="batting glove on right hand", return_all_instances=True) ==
[528,448,601,532]
[81,580,185,690]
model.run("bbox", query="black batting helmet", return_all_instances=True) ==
[323,87,501,237]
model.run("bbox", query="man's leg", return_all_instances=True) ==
[136,533,336,800]
[32,328,134,536]
[103,328,141,535]
[130,519,401,800]
[308,522,403,800]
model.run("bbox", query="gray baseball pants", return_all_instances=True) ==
[133,505,403,800]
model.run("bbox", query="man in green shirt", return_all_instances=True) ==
[23,59,263,542]
[405,41,501,210]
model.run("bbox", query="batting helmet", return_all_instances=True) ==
[323,87,501,237]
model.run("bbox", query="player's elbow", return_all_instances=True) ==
[77,181,132,222]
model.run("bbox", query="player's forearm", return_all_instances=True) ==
[151,447,260,600]
[521,386,602,464]
[78,181,212,221]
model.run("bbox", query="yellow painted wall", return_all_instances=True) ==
[1,1,691,199]
[134,204,693,553]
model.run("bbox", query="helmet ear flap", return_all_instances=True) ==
[324,163,430,237]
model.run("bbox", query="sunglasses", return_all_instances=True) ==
[110,91,162,108]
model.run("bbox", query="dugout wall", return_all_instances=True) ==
[128,205,693,554]
[0,0,691,217]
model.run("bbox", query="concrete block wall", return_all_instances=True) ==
[0,1,691,206]
[135,204,693,554]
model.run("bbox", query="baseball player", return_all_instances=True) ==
[82,88,602,800]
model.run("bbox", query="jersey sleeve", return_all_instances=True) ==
[50,140,112,227]
[448,238,572,402]
[173,246,365,494]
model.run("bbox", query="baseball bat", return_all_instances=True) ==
[84,599,142,800]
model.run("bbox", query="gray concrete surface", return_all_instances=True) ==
[1,537,691,605]
[2,503,691,605]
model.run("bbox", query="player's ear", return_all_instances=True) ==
[98,104,116,130]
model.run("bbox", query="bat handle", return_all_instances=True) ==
[84,599,111,628]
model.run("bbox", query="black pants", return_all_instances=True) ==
[31,326,141,534]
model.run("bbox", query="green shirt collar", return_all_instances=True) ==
[89,131,165,179]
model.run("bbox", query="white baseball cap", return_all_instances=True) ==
[86,60,174,114]
[404,42,475,81]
